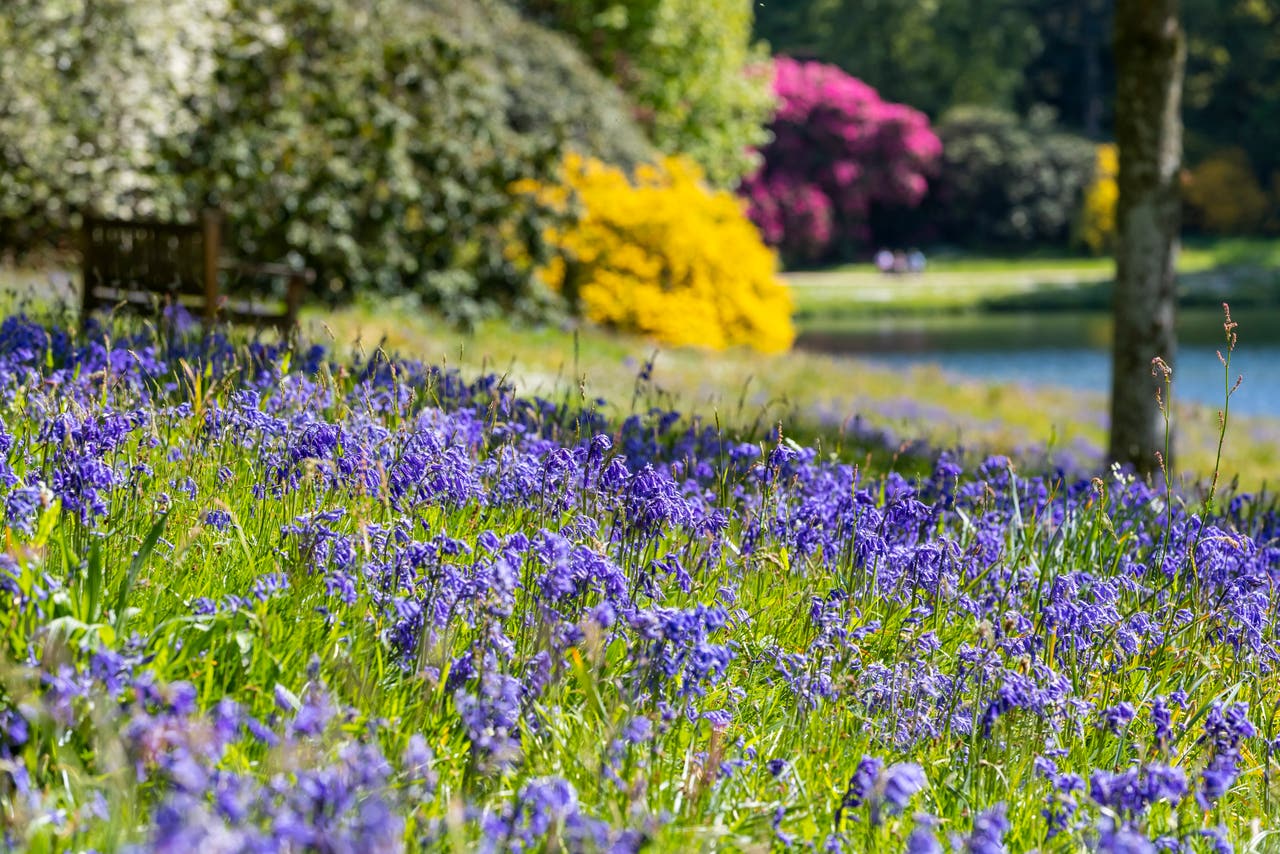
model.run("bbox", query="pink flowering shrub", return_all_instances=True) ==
[741,57,941,264]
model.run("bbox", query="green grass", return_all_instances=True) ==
[7,245,1279,487]
[815,255,1111,276]
[812,236,1280,276]
[5,309,1280,850]
[788,269,1111,319]
[789,237,1280,321]
[309,298,1280,490]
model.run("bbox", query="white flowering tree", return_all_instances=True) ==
[0,0,224,245]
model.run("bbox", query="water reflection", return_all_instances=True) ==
[796,308,1280,416]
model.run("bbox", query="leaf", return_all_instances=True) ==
[84,538,104,624]
[113,513,169,640]
[32,499,62,549]
[567,647,608,724]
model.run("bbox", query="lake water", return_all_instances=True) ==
[796,307,1280,417]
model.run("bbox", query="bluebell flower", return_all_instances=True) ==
[882,763,927,814]
[1200,826,1233,854]
[907,816,942,854]
[962,804,1009,854]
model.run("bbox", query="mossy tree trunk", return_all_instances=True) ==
[1109,0,1184,474]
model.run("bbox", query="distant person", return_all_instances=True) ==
[892,250,908,274]
[875,248,894,274]
[907,249,927,274]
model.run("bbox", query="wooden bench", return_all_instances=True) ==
[80,210,314,332]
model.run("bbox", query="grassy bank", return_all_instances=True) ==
[4,253,1278,487]
[310,299,1280,490]
[789,237,1280,322]
[800,236,1280,277]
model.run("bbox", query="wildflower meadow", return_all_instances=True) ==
[1,309,1278,853]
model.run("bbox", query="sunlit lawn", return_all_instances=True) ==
[790,236,1280,320]
[810,236,1280,275]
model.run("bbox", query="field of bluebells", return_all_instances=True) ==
[1,311,1279,853]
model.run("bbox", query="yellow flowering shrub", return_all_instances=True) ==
[1184,147,1270,234]
[522,153,794,352]
[1078,143,1118,254]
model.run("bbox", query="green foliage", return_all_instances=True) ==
[761,0,1280,207]
[1182,0,1280,196]
[0,0,655,323]
[1015,0,1112,136]
[0,0,221,247]
[755,0,1042,118]
[926,106,1097,247]
[519,0,775,186]
[486,4,654,172]
[518,0,663,73]
[183,0,543,319]
[177,0,654,321]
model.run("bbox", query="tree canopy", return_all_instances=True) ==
[518,0,775,186]
[756,0,1280,190]
[0,0,661,321]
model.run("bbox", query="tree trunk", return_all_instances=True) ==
[1108,0,1183,474]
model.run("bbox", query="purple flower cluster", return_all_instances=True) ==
[0,313,1277,851]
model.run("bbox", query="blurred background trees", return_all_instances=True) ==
[924,106,1097,249]
[514,0,775,186]
[175,0,658,323]
[0,0,779,332]
[0,0,222,248]
[1,0,1277,343]
[754,0,1042,118]
[740,58,940,266]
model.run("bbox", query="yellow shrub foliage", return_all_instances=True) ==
[1078,143,1118,255]
[1184,147,1270,234]
[521,153,794,353]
